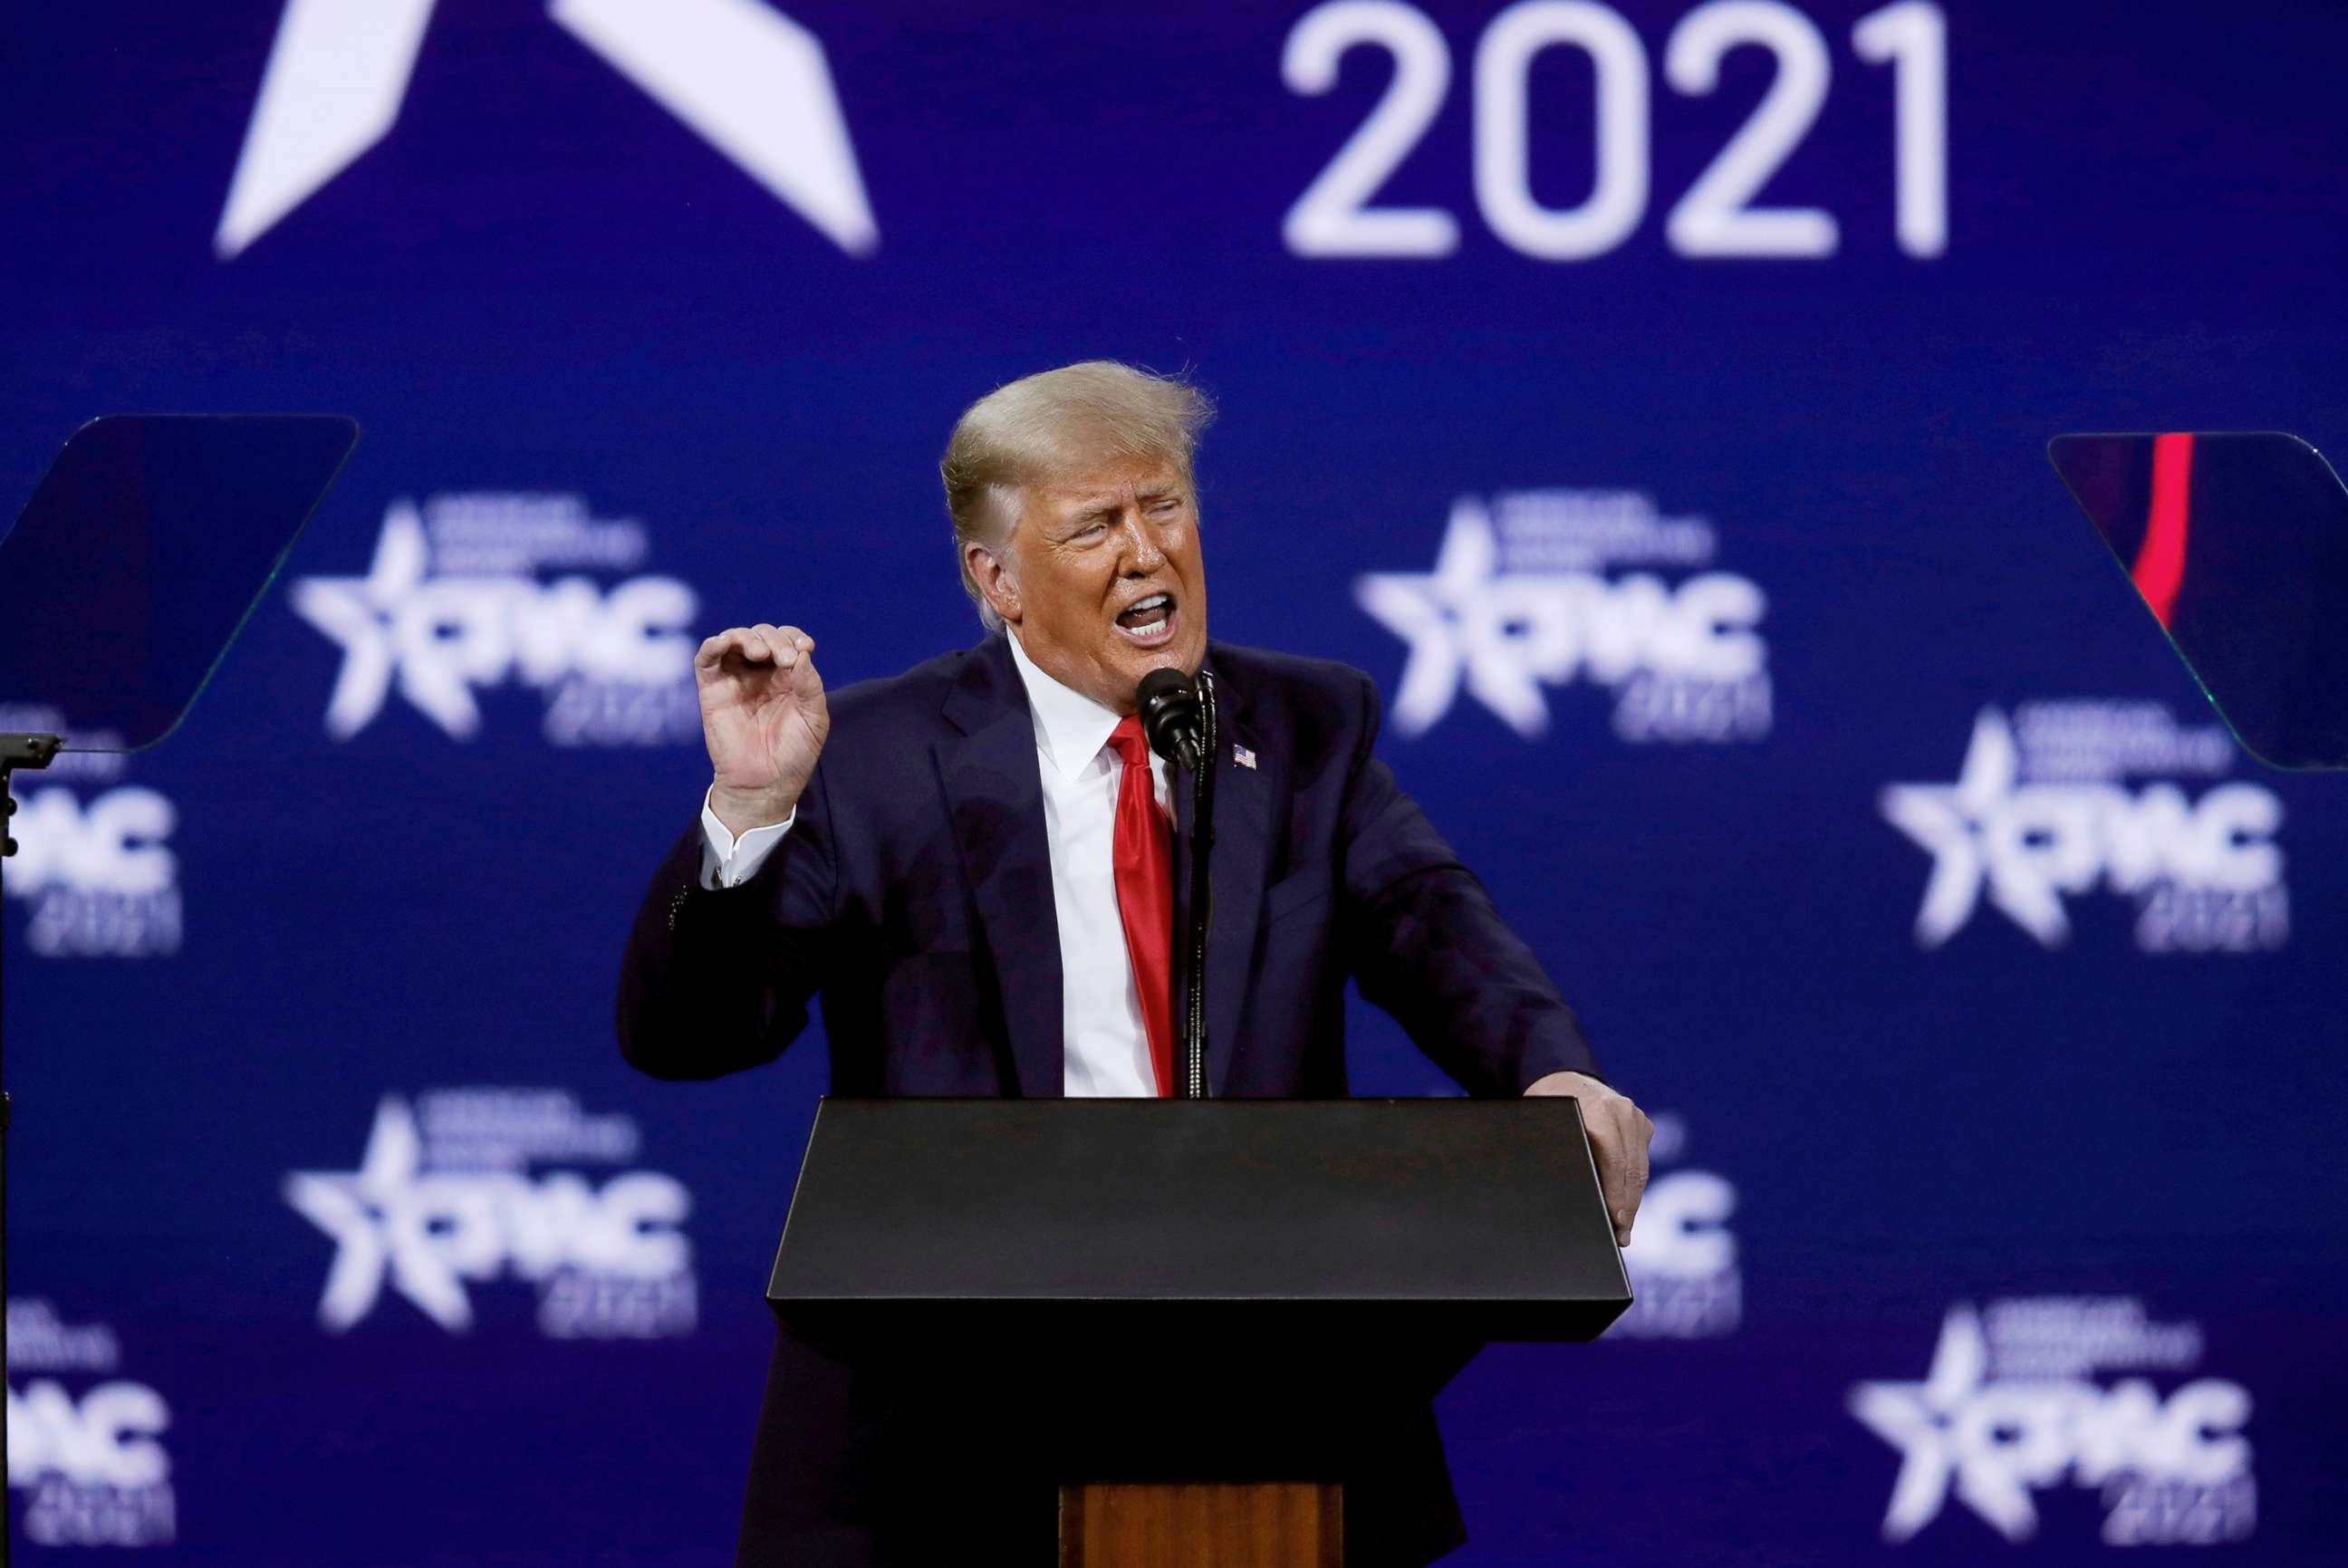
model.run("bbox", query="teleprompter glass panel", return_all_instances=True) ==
[2049,431,2348,771]
[0,414,359,751]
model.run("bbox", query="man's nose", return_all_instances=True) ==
[1115,511,1166,572]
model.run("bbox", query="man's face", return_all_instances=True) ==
[983,455,1208,713]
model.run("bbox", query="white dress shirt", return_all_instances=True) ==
[697,629,1172,1097]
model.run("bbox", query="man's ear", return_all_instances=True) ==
[967,541,1022,625]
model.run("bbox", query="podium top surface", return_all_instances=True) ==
[767,1097,1631,1343]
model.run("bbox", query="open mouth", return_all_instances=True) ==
[1113,592,1179,648]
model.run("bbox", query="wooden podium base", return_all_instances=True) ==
[1059,1482,1342,1567]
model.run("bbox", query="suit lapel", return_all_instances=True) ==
[936,637,1064,1098]
[1174,650,1273,1095]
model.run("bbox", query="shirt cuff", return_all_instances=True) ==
[698,789,796,890]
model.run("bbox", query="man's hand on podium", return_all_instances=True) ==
[1525,1072,1652,1247]
[699,623,831,836]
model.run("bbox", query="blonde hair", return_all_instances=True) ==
[940,361,1215,628]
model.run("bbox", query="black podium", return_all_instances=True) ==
[766,1096,1631,1566]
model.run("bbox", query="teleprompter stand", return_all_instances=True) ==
[0,735,65,1517]
[0,414,358,1561]
[766,1096,1632,1565]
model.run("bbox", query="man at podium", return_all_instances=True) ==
[618,361,1652,1566]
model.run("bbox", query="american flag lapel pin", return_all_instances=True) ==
[1233,744,1257,770]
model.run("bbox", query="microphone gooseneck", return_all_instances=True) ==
[1133,667,1216,1099]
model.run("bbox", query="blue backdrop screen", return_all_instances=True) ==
[4,1,2344,1562]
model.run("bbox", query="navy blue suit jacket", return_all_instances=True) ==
[617,632,1598,1565]
[620,631,1594,1097]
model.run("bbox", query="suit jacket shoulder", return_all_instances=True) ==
[1205,640,1382,781]
[814,644,971,758]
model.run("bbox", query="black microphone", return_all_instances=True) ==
[1137,664,1217,1100]
[1137,668,1205,773]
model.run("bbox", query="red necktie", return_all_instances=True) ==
[1108,715,1175,1097]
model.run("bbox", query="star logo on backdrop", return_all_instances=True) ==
[1848,1305,2042,1542]
[290,495,704,746]
[283,1092,699,1339]
[1881,706,2288,953]
[1355,501,1551,738]
[1877,709,2070,946]
[284,1096,475,1332]
[1355,495,1769,743]
[288,503,485,739]
[217,0,876,259]
[1848,1300,2257,1544]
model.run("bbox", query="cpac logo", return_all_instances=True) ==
[290,496,701,746]
[1850,1301,2254,1546]
[7,789,174,899]
[7,1383,177,1547]
[1608,1114,1740,1340]
[8,1382,170,1490]
[1356,494,1770,743]
[7,1300,176,1548]
[217,0,875,258]
[284,1094,696,1338]
[4,786,182,959]
[1881,707,2287,953]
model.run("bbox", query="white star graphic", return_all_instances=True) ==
[284,1096,475,1332]
[217,0,876,259]
[1355,499,1551,737]
[1849,1304,2043,1543]
[1880,709,2074,947]
[289,504,486,740]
